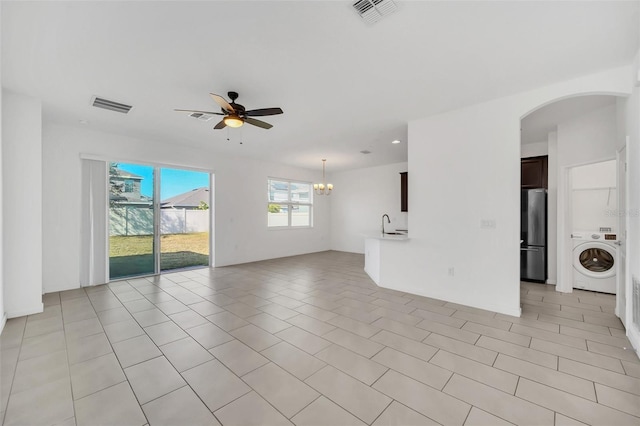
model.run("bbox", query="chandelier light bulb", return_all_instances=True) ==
[314,159,334,195]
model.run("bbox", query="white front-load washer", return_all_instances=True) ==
[572,232,617,294]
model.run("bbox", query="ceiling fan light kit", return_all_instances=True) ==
[175,91,283,131]
[314,159,333,195]
[223,115,244,128]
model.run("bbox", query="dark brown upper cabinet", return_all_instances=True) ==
[400,172,408,212]
[521,156,548,189]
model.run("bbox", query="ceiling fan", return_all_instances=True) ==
[175,91,283,130]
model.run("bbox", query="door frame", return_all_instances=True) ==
[105,159,214,281]
[557,157,617,294]
[616,140,629,324]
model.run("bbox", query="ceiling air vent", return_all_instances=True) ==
[91,96,133,114]
[352,0,398,25]
[188,112,214,122]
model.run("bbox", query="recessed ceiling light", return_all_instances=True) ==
[392,140,401,144]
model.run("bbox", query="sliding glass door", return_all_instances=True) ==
[108,162,211,280]
[109,163,156,280]
[160,167,210,271]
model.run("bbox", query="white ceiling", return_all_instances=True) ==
[2,1,638,172]
[521,95,618,145]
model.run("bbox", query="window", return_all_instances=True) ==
[268,178,312,228]
[123,179,134,193]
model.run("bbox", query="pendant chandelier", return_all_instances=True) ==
[314,159,333,195]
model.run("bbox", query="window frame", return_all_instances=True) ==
[267,177,313,229]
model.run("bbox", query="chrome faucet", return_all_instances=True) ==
[382,214,390,234]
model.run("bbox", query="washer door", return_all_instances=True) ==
[573,242,616,279]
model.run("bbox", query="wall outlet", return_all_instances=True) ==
[481,219,496,229]
[448,267,455,276]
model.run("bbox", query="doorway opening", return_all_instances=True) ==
[520,94,623,293]
[109,162,212,280]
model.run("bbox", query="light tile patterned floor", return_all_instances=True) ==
[1,251,639,426]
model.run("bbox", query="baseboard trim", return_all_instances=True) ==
[376,281,522,317]
[627,324,640,360]
[7,303,44,319]
[45,284,83,293]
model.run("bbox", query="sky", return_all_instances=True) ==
[116,163,210,199]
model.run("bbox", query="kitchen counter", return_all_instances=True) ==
[364,233,410,241]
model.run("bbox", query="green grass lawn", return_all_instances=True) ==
[109,232,209,278]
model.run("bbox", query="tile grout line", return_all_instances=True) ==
[0,314,28,426]
[514,375,640,421]
[6,256,640,426]
[62,293,82,424]
[367,398,394,426]
[86,286,152,426]
[124,277,248,423]
[288,393,323,422]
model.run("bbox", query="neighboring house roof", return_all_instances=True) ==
[111,168,143,180]
[161,187,209,209]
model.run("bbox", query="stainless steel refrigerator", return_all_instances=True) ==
[521,188,547,282]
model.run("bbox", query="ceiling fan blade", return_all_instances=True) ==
[213,119,227,129]
[210,93,235,113]
[244,117,273,129]
[174,109,225,116]
[244,107,283,117]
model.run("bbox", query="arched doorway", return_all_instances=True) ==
[519,93,627,320]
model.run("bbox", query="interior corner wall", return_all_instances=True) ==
[2,90,43,318]
[330,162,408,254]
[372,65,632,317]
[42,123,331,293]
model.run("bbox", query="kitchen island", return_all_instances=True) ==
[364,233,409,285]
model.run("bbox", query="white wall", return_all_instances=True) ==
[41,123,331,293]
[557,103,618,168]
[571,160,617,232]
[572,159,617,189]
[330,162,408,254]
[521,141,548,158]
[2,91,43,317]
[372,66,632,317]
[622,50,640,354]
[0,13,4,332]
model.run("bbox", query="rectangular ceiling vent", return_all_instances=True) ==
[353,0,398,25]
[189,112,214,122]
[91,96,133,114]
